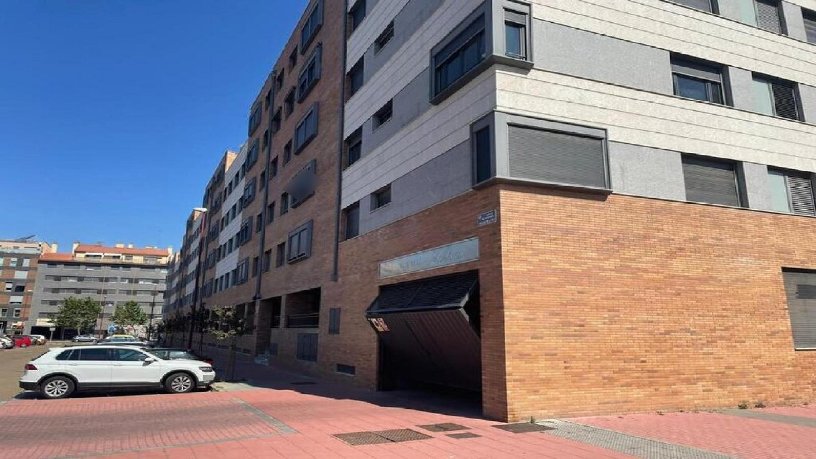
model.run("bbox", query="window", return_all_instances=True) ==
[10,296,22,305]
[22,258,30,267]
[14,271,26,279]
[328,308,341,334]
[343,202,360,239]
[804,9,816,44]
[296,333,318,361]
[264,89,271,109]
[372,100,392,129]
[263,130,269,151]
[276,71,284,91]
[114,348,147,361]
[344,128,363,168]
[13,309,21,318]
[371,184,392,210]
[289,48,298,69]
[473,126,492,184]
[753,75,801,121]
[0,308,6,316]
[284,140,293,165]
[781,269,816,349]
[348,0,366,34]
[768,169,815,216]
[10,258,18,267]
[281,193,290,215]
[754,0,782,34]
[268,202,276,223]
[275,242,286,267]
[260,170,266,189]
[300,0,323,51]
[256,213,264,232]
[336,364,356,375]
[297,45,322,102]
[347,57,364,98]
[252,256,259,277]
[671,55,725,104]
[247,103,262,135]
[3,283,11,292]
[507,122,608,189]
[263,249,272,272]
[271,108,282,133]
[246,139,260,168]
[504,10,528,59]
[287,159,317,209]
[79,348,110,361]
[287,220,314,263]
[671,0,716,12]
[374,21,394,52]
[284,88,295,117]
[294,105,319,152]
[270,157,279,177]
[433,15,486,98]
[682,156,743,207]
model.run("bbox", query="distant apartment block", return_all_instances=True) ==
[167,0,816,421]
[29,243,171,337]
[0,239,56,335]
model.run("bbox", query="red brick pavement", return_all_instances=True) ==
[577,409,816,459]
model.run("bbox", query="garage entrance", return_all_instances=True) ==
[366,271,481,396]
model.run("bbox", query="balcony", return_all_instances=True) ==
[285,312,318,329]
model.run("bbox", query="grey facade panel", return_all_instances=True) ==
[741,161,774,211]
[361,67,432,159]
[533,20,673,95]
[363,0,444,83]
[781,2,808,41]
[798,83,816,123]
[726,67,757,111]
[358,140,472,235]
[608,142,687,201]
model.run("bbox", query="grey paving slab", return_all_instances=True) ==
[539,420,734,459]
[720,409,816,428]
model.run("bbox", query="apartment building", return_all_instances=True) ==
[168,0,816,421]
[29,243,171,337]
[0,239,56,334]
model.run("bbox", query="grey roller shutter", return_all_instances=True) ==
[672,0,714,13]
[755,0,782,34]
[771,82,799,120]
[682,157,741,207]
[805,11,816,43]
[782,271,816,349]
[670,57,722,83]
[508,126,607,188]
[787,175,816,216]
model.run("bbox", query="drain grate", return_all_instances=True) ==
[493,423,555,434]
[447,432,481,439]
[418,423,470,432]
[290,381,316,385]
[334,431,392,446]
[334,429,432,446]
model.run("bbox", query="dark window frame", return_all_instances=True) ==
[372,100,392,129]
[371,184,392,211]
[300,0,324,53]
[294,104,319,153]
[348,0,367,35]
[344,127,363,169]
[297,45,322,102]
[287,220,314,263]
[374,21,395,53]
[670,55,727,105]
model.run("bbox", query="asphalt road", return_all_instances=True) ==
[0,343,56,401]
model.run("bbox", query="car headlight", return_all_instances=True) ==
[199,366,214,372]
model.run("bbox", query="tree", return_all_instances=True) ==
[110,301,148,332]
[54,297,102,335]
[205,306,254,382]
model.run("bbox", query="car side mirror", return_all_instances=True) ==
[143,357,157,364]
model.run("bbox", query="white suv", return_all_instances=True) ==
[19,346,215,399]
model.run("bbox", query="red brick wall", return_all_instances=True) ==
[499,184,816,420]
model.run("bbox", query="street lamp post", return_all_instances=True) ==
[97,297,106,338]
[148,287,157,341]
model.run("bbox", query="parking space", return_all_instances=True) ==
[0,343,51,401]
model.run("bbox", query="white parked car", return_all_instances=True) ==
[19,346,215,399]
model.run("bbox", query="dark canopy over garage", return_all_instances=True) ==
[366,271,481,391]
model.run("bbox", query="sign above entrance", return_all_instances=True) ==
[379,237,479,279]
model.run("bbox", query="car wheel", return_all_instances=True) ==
[165,372,195,394]
[40,376,75,399]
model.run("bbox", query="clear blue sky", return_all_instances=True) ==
[0,0,306,253]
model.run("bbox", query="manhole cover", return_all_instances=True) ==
[493,423,554,434]
[334,432,391,446]
[418,423,470,432]
[290,381,316,385]
[333,429,432,446]
[447,432,481,439]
